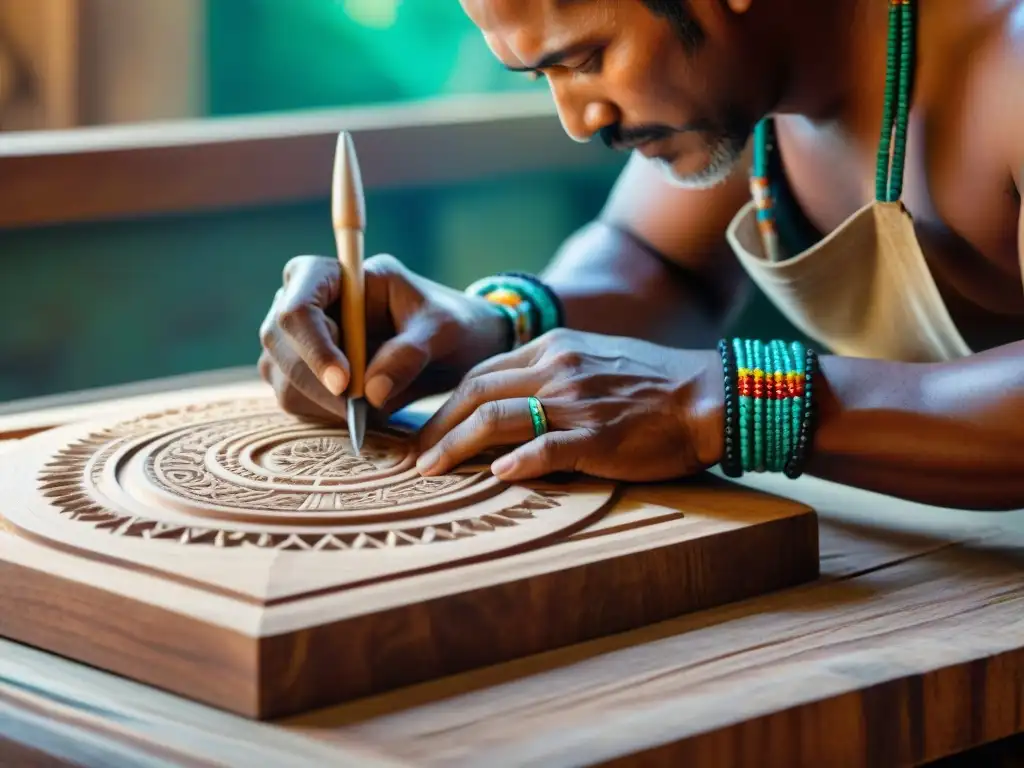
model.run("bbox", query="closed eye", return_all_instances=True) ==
[574,50,603,75]
[525,49,603,81]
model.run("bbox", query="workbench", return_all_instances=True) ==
[1,370,1023,767]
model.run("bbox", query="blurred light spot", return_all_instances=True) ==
[343,0,400,28]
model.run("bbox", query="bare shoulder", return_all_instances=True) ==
[1000,4,1024,183]
[924,7,1022,247]
[953,4,1024,178]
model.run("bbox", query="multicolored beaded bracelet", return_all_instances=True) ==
[465,272,563,348]
[494,271,565,330]
[719,338,817,478]
[477,287,535,349]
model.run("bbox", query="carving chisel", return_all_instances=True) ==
[332,131,368,455]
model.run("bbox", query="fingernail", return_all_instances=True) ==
[416,450,438,475]
[322,366,346,397]
[366,375,394,407]
[492,455,515,477]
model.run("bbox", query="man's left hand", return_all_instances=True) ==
[414,329,724,482]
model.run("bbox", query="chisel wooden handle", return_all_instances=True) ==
[332,132,366,399]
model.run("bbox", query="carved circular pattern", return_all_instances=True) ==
[34,399,570,552]
[132,411,500,522]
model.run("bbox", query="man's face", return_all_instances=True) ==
[460,0,767,189]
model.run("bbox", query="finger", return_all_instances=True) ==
[371,378,436,419]
[276,257,350,396]
[418,368,542,451]
[258,351,273,383]
[366,311,450,411]
[416,398,536,476]
[462,339,543,381]
[489,429,591,482]
[265,344,349,421]
[258,287,285,350]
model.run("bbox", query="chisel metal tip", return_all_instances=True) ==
[347,397,368,456]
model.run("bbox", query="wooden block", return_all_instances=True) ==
[0,391,819,719]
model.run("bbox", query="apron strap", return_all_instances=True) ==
[875,0,916,203]
[749,0,917,260]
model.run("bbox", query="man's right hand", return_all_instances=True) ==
[258,254,511,422]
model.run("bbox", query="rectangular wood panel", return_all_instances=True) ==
[0,383,819,719]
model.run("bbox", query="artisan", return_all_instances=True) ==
[258,0,1024,510]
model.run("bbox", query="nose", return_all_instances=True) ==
[547,78,618,144]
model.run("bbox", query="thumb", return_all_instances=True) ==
[363,313,444,408]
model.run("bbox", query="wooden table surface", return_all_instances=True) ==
[2,371,1024,767]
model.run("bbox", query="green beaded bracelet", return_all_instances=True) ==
[729,337,812,476]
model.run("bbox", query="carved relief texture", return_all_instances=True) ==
[37,399,567,552]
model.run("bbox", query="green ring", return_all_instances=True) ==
[527,397,548,438]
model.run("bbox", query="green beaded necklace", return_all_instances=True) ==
[751,0,917,260]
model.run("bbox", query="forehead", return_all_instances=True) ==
[460,0,593,64]
[461,0,550,30]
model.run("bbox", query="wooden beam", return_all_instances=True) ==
[0,92,616,229]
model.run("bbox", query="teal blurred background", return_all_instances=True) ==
[206,0,545,115]
[0,1,619,402]
[0,0,788,403]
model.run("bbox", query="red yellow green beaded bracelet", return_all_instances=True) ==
[719,338,817,478]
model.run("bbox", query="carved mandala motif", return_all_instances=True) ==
[34,399,569,552]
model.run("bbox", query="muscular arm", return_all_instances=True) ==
[800,164,1024,510]
[541,150,751,349]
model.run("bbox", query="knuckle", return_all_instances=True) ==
[457,377,485,405]
[430,312,458,338]
[277,303,312,335]
[258,354,273,382]
[365,253,403,277]
[551,349,584,369]
[546,327,571,345]
[258,320,277,353]
[562,378,588,400]
[258,291,284,351]
[476,401,503,430]
[282,255,321,284]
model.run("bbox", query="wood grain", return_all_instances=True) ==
[3,494,1021,767]
[0,636,408,767]
[283,483,1024,768]
[0,385,818,721]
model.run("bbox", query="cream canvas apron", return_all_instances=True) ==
[724,2,972,364]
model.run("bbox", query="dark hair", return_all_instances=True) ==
[639,0,704,48]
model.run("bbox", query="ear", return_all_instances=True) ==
[725,0,753,13]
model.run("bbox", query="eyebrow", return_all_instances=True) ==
[503,41,593,73]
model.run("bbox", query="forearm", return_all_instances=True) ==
[807,342,1024,510]
[540,221,740,349]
